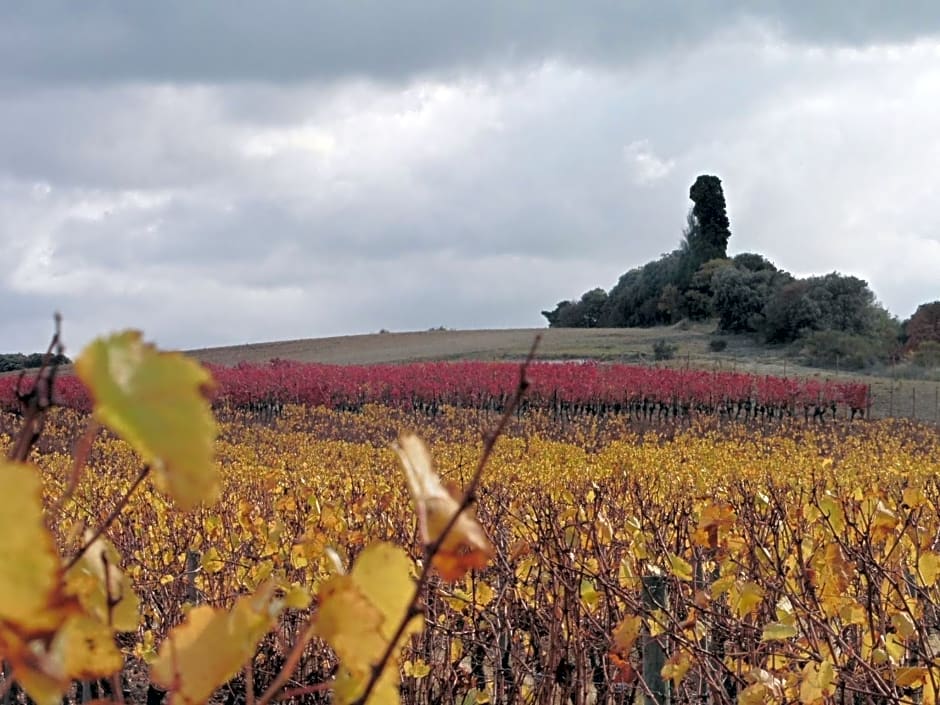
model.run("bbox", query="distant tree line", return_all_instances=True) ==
[0,352,70,373]
[542,175,938,370]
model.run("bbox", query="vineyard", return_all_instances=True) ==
[2,332,939,705]
[1,359,871,422]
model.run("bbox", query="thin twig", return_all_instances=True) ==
[275,681,335,701]
[349,334,540,705]
[8,313,64,462]
[100,550,127,703]
[64,465,152,572]
[245,658,255,705]
[255,620,319,705]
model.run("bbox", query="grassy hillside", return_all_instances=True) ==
[185,324,940,423]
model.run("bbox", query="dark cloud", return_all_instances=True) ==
[3,2,940,86]
[2,6,940,353]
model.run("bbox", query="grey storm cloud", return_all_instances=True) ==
[2,4,940,353]
[3,2,940,85]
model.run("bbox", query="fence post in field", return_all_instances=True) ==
[641,575,670,705]
[184,550,201,604]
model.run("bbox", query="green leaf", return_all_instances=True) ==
[76,330,218,510]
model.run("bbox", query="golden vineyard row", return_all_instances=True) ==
[5,396,940,704]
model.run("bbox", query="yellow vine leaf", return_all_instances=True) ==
[283,584,311,610]
[710,574,735,598]
[75,330,219,510]
[0,462,90,705]
[668,554,694,582]
[693,502,735,548]
[895,667,927,689]
[201,547,224,574]
[818,495,845,533]
[0,471,126,703]
[50,614,124,681]
[66,535,141,632]
[648,609,668,637]
[150,583,282,704]
[924,668,940,705]
[732,581,765,619]
[451,640,464,664]
[919,551,940,587]
[903,486,926,508]
[2,634,67,705]
[473,581,495,609]
[738,683,770,705]
[799,659,835,704]
[315,576,386,700]
[403,658,431,679]
[761,622,797,641]
[661,649,693,686]
[611,614,643,655]
[891,611,917,639]
[839,600,867,626]
[886,633,906,663]
[0,462,75,636]
[314,542,424,705]
[580,579,600,610]
[869,501,898,542]
[394,433,493,581]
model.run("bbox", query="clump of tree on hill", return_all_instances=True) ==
[542,174,932,371]
[901,301,940,367]
[0,352,71,373]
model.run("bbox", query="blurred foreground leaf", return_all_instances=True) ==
[76,330,218,509]
[394,434,493,581]
[150,583,282,704]
[315,542,424,704]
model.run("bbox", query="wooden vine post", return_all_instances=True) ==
[641,575,670,705]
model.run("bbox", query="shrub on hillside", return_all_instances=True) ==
[652,339,678,361]
[903,301,940,351]
[709,338,728,352]
[911,340,940,368]
[799,330,882,370]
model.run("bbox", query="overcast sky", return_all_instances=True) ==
[2,3,940,354]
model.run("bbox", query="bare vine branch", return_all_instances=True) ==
[349,334,540,705]
[8,313,64,462]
